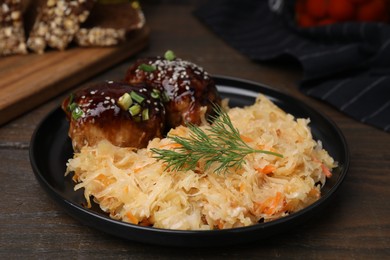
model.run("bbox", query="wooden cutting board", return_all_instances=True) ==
[0,26,149,126]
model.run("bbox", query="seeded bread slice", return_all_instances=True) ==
[27,0,95,54]
[0,0,28,56]
[74,1,145,47]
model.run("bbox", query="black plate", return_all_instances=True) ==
[30,76,349,247]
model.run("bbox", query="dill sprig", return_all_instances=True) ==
[151,105,283,173]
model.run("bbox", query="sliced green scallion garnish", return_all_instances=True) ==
[129,104,141,116]
[67,94,84,120]
[118,93,133,110]
[69,102,77,112]
[138,63,156,72]
[130,91,145,104]
[151,89,160,99]
[164,50,176,61]
[71,106,84,120]
[142,108,149,121]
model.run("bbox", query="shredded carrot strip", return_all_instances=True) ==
[266,192,282,215]
[321,163,332,178]
[240,135,253,143]
[256,164,276,175]
[126,212,139,224]
[239,183,245,192]
[159,142,183,149]
[312,156,332,178]
[258,192,283,215]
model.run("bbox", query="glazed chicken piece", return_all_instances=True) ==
[62,81,166,151]
[124,52,221,129]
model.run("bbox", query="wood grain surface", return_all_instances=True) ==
[0,26,149,125]
[0,3,389,259]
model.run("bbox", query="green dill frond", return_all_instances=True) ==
[151,105,283,174]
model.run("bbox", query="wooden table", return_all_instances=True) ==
[1,3,389,259]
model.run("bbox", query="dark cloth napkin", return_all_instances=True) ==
[194,0,390,133]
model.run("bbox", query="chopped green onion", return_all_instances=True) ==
[151,89,160,99]
[129,104,141,116]
[72,106,83,120]
[69,102,77,112]
[118,93,133,110]
[67,95,83,120]
[130,91,145,104]
[138,63,156,72]
[164,50,176,61]
[142,108,149,121]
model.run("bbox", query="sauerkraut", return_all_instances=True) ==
[66,95,336,230]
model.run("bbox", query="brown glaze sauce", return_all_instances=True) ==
[62,81,166,150]
[125,57,221,128]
